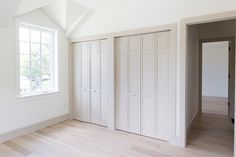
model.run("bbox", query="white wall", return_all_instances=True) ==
[186,25,200,128]
[202,41,229,98]
[70,0,236,38]
[0,9,69,135]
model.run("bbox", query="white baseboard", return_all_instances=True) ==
[0,114,70,143]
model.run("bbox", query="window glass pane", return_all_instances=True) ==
[41,32,51,44]
[19,24,57,96]
[20,54,30,67]
[19,28,29,41]
[31,77,42,92]
[20,67,30,79]
[42,77,53,92]
[31,60,41,80]
[31,43,40,56]
[42,44,50,56]
[31,30,40,43]
[20,79,30,95]
[20,41,30,54]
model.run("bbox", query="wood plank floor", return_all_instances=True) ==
[0,113,234,157]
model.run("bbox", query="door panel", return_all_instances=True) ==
[100,40,109,126]
[141,95,155,137]
[91,91,100,124]
[115,37,128,131]
[154,32,171,140]
[81,42,90,122]
[81,90,90,121]
[141,34,155,137]
[129,94,140,133]
[116,94,128,130]
[72,43,82,120]
[128,35,141,134]
[91,41,101,124]
[101,93,109,126]
[116,55,127,92]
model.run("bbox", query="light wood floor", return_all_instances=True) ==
[202,96,228,115]
[0,114,234,157]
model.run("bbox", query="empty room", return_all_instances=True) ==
[1,0,236,157]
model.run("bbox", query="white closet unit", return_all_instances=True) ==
[115,31,173,141]
[72,39,109,127]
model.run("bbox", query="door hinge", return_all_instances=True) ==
[229,46,231,51]
[228,102,230,106]
[228,74,231,79]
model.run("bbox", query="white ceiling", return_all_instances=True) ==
[16,0,58,16]
[42,0,93,36]
[0,0,93,37]
[0,0,22,27]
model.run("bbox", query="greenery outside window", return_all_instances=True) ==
[19,23,58,97]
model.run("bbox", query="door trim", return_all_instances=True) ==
[180,10,236,151]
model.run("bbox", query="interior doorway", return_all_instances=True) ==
[185,19,236,157]
[200,40,234,119]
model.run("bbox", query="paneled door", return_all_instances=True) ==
[90,40,101,125]
[81,42,90,122]
[115,37,128,131]
[100,39,109,126]
[141,33,155,138]
[154,32,171,140]
[72,42,82,120]
[115,31,173,141]
[73,39,109,127]
[128,35,141,134]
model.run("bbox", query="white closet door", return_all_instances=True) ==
[101,39,109,126]
[72,43,82,120]
[154,32,171,140]
[81,42,90,122]
[115,37,128,131]
[141,33,155,137]
[91,41,101,124]
[128,35,141,134]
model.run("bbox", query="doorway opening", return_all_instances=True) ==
[186,19,235,157]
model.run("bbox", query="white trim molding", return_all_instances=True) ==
[0,114,70,143]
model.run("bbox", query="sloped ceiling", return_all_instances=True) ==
[42,0,68,30]
[42,0,93,37]
[0,0,94,37]
[0,0,22,27]
[16,0,58,16]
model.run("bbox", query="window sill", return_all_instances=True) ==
[16,91,61,101]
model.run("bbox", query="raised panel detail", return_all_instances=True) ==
[73,39,109,127]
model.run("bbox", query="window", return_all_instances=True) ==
[18,23,58,97]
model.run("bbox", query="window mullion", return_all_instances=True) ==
[40,32,42,92]
[29,29,32,93]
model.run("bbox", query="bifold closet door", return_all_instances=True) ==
[81,42,90,122]
[141,34,155,137]
[72,43,82,120]
[115,31,172,141]
[100,39,109,126]
[115,37,128,131]
[154,32,171,140]
[115,36,141,134]
[90,41,101,125]
[128,36,141,134]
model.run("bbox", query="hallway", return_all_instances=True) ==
[188,113,234,157]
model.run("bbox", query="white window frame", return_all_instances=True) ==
[16,22,59,98]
